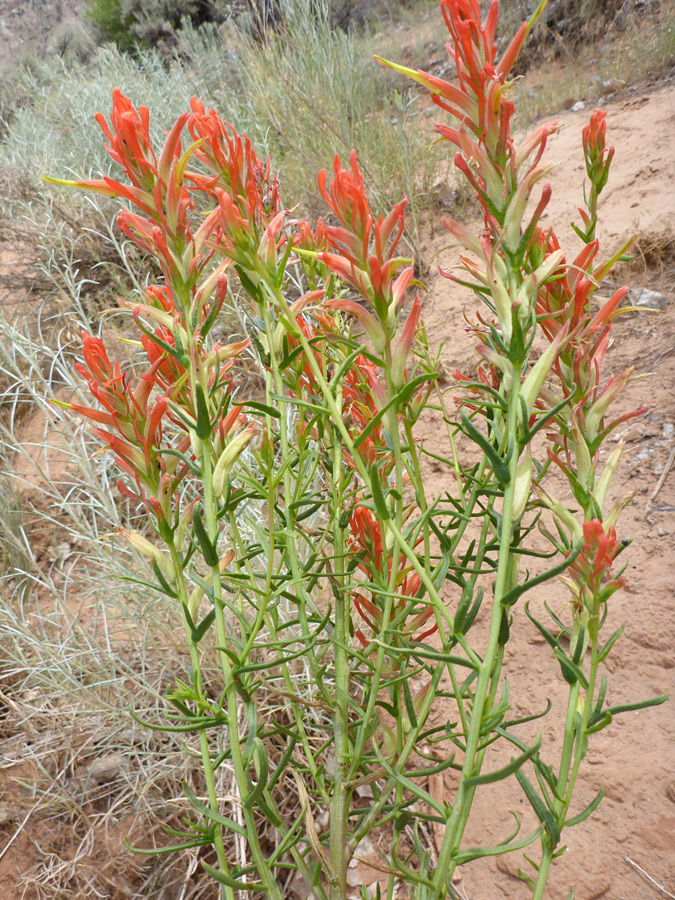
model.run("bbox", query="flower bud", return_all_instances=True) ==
[512,447,532,522]
[533,484,583,541]
[212,428,256,498]
[116,527,174,582]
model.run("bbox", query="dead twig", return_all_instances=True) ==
[646,445,675,519]
[0,802,38,863]
[625,856,675,899]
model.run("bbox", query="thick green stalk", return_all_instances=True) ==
[177,279,281,895]
[225,509,329,804]
[258,288,347,893]
[349,657,448,848]
[381,346,411,900]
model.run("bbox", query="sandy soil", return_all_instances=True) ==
[0,73,673,900]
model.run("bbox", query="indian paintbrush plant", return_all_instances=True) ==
[47,1,666,897]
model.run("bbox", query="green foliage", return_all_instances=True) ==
[85,0,231,51]
[86,0,136,49]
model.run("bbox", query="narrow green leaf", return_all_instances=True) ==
[515,768,561,844]
[192,609,216,643]
[150,557,178,599]
[524,600,560,650]
[597,623,625,662]
[194,382,211,440]
[402,671,418,728]
[585,711,612,734]
[543,599,572,636]
[125,835,210,855]
[128,704,225,732]
[460,587,484,635]
[571,624,586,665]
[461,411,511,485]
[369,463,390,520]
[243,738,269,809]
[183,782,248,836]
[373,745,445,815]
[132,315,188,367]
[502,544,582,608]
[295,500,324,522]
[498,608,511,645]
[242,399,281,419]
[553,647,588,688]
[193,507,219,567]
[405,753,457,779]
[236,266,262,302]
[600,692,668,720]
[268,736,298,791]
[522,394,573,444]
[353,373,437,451]
[201,860,263,891]
[266,805,306,865]
[503,697,553,728]
[465,734,542,786]
[454,823,545,865]
[565,788,604,827]
[594,676,608,714]
[181,602,195,632]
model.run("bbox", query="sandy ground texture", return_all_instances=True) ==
[0,74,673,900]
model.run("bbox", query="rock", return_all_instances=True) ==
[587,879,612,898]
[496,853,523,879]
[346,867,364,887]
[0,802,23,824]
[432,176,459,210]
[76,753,128,785]
[629,287,669,311]
[571,100,585,112]
[287,872,316,900]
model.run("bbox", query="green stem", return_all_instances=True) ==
[165,536,233,900]
[260,278,471,651]
[532,607,600,900]
[430,366,523,897]
[329,434,351,900]
[200,443,283,899]
[260,289,347,892]
[226,509,329,802]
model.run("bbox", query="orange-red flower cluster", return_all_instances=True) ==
[318,151,413,329]
[349,506,436,646]
[569,519,625,604]
[71,333,175,513]
[582,108,614,193]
